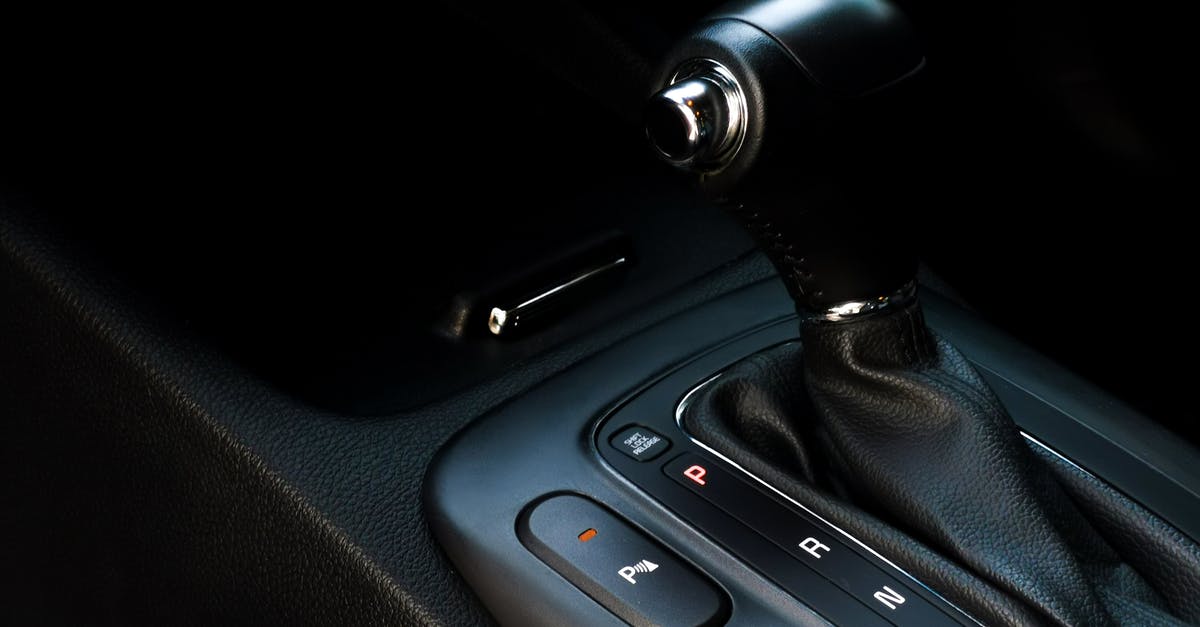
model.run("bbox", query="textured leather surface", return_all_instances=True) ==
[0,204,776,625]
[684,304,1200,626]
[1034,445,1200,621]
[0,211,459,625]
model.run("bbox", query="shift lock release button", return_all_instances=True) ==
[610,425,671,462]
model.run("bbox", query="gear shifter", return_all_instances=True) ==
[646,0,924,315]
[648,2,1200,625]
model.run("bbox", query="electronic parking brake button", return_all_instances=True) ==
[518,494,728,627]
[610,425,671,462]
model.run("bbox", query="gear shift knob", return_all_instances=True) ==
[647,0,925,317]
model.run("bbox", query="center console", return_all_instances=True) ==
[426,280,1200,625]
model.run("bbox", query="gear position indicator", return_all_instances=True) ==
[663,453,963,625]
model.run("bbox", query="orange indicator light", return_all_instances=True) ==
[578,528,598,542]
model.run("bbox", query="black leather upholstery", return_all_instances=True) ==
[684,304,1200,626]
[0,203,777,626]
[0,211,464,626]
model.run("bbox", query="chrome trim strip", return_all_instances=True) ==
[487,257,627,336]
[674,374,983,626]
[819,280,918,323]
[1020,431,1093,477]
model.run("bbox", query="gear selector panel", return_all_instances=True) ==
[662,453,961,625]
[597,338,975,627]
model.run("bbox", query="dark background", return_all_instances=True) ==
[5,0,1192,437]
[2,1,1197,625]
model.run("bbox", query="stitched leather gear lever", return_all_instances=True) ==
[649,2,1200,625]
[646,0,924,314]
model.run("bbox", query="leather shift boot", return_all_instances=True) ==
[683,303,1200,626]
